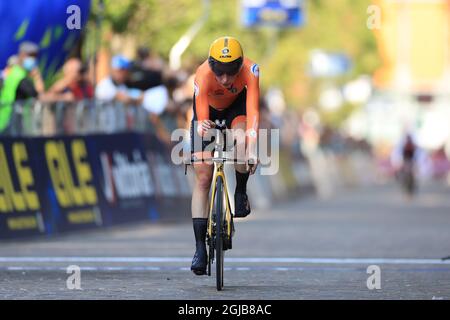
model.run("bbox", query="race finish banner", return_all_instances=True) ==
[241,0,305,28]
[0,133,191,239]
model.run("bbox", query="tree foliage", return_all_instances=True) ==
[88,0,379,115]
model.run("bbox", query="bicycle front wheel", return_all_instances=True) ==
[215,175,224,291]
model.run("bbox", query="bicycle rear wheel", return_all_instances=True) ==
[215,175,224,291]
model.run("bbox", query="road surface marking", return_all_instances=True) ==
[2,266,450,272]
[1,257,450,265]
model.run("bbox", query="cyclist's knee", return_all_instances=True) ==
[196,172,213,191]
[234,163,247,173]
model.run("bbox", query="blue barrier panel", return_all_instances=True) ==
[0,137,50,238]
[34,135,106,234]
[0,132,191,239]
[88,133,158,225]
[142,133,192,221]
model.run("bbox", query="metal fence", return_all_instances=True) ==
[1,99,155,137]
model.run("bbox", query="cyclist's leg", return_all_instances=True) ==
[231,119,251,217]
[190,156,213,274]
[190,101,217,219]
[226,88,248,171]
[190,99,216,275]
[226,90,251,217]
[192,161,213,219]
[191,161,213,275]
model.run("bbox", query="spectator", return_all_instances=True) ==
[96,54,171,113]
[128,46,163,91]
[136,46,165,71]
[95,54,170,138]
[1,55,19,81]
[95,55,142,105]
[48,58,94,101]
[47,58,95,134]
[141,75,171,144]
[0,41,46,133]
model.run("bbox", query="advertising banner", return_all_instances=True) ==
[142,134,192,221]
[241,0,305,28]
[0,137,48,238]
[0,132,191,239]
[27,136,103,235]
[91,133,159,225]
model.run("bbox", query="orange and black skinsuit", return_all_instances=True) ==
[190,57,260,158]
[190,55,260,276]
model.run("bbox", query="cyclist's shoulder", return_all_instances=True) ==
[242,57,260,79]
[194,60,213,81]
[243,57,258,66]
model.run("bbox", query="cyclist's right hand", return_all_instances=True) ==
[197,120,216,136]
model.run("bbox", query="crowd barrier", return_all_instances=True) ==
[0,99,318,239]
[2,99,152,136]
[0,132,192,239]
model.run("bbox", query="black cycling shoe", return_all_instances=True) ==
[191,242,207,275]
[234,192,251,218]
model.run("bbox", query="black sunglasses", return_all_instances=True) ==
[213,69,239,77]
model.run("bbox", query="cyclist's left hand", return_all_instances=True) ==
[246,137,258,174]
[246,156,259,175]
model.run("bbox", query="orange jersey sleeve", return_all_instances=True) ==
[193,64,211,125]
[242,59,260,140]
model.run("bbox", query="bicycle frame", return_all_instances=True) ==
[207,160,233,241]
[185,120,245,282]
[184,123,246,287]
[207,128,233,243]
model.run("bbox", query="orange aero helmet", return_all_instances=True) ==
[208,36,244,76]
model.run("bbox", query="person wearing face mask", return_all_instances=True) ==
[0,41,45,133]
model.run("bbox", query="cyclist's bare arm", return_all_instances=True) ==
[243,61,260,174]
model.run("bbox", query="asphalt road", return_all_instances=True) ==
[1,181,450,300]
